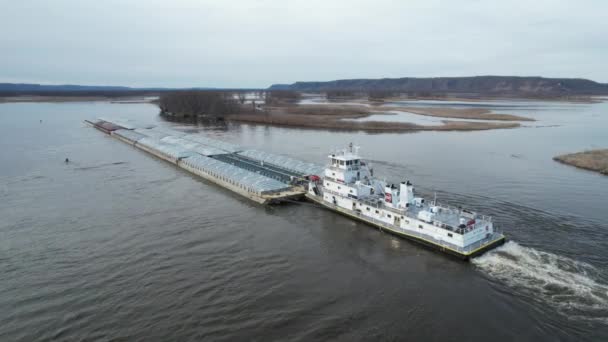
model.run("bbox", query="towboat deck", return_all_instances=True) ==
[356,192,491,235]
[406,203,491,235]
[307,193,505,259]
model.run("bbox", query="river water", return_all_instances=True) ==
[0,100,607,341]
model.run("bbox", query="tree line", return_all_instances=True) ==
[324,90,450,101]
[158,91,243,117]
[264,90,301,105]
[158,90,305,118]
[0,90,156,97]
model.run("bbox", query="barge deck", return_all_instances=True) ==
[87,118,310,204]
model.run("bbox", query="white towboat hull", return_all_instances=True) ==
[306,193,506,260]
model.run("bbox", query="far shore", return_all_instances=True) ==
[1,93,603,105]
[320,94,605,104]
[553,149,608,175]
[0,95,157,103]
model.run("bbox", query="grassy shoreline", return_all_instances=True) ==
[553,149,608,175]
[383,106,534,121]
[226,104,521,132]
[221,102,528,132]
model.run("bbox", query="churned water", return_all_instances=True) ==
[473,241,608,325]
[0,100,607,341]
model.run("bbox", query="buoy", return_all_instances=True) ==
[65,158,69,163]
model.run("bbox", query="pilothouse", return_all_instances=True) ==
[306,143,505,260]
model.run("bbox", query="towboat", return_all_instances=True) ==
[306,144,506,260]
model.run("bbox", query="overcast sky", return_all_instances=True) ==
[1,0,607,88]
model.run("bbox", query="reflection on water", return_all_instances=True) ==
[340,110,519,126]
[341,110,445,125]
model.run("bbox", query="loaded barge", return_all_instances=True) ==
[86,118,318,204]
[88,118,505,259]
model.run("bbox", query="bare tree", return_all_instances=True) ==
[237,91,247,104]
[326,90,355,99]
[265,90,301,105]
[158,90,241,118]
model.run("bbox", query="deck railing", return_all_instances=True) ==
[431,200,493,223]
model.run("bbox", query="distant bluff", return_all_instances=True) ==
[269,76,608,96]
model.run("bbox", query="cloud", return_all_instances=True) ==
[1,0,606,87]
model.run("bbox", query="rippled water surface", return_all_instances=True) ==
[1,100,607,341]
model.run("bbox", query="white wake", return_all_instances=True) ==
[472,241,608,323]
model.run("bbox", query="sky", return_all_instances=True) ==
[1,0,607,88]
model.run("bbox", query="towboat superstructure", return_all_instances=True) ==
[306,144,505,259]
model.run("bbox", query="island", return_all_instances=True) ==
[158,90,533,132]
[553,149,608,175]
